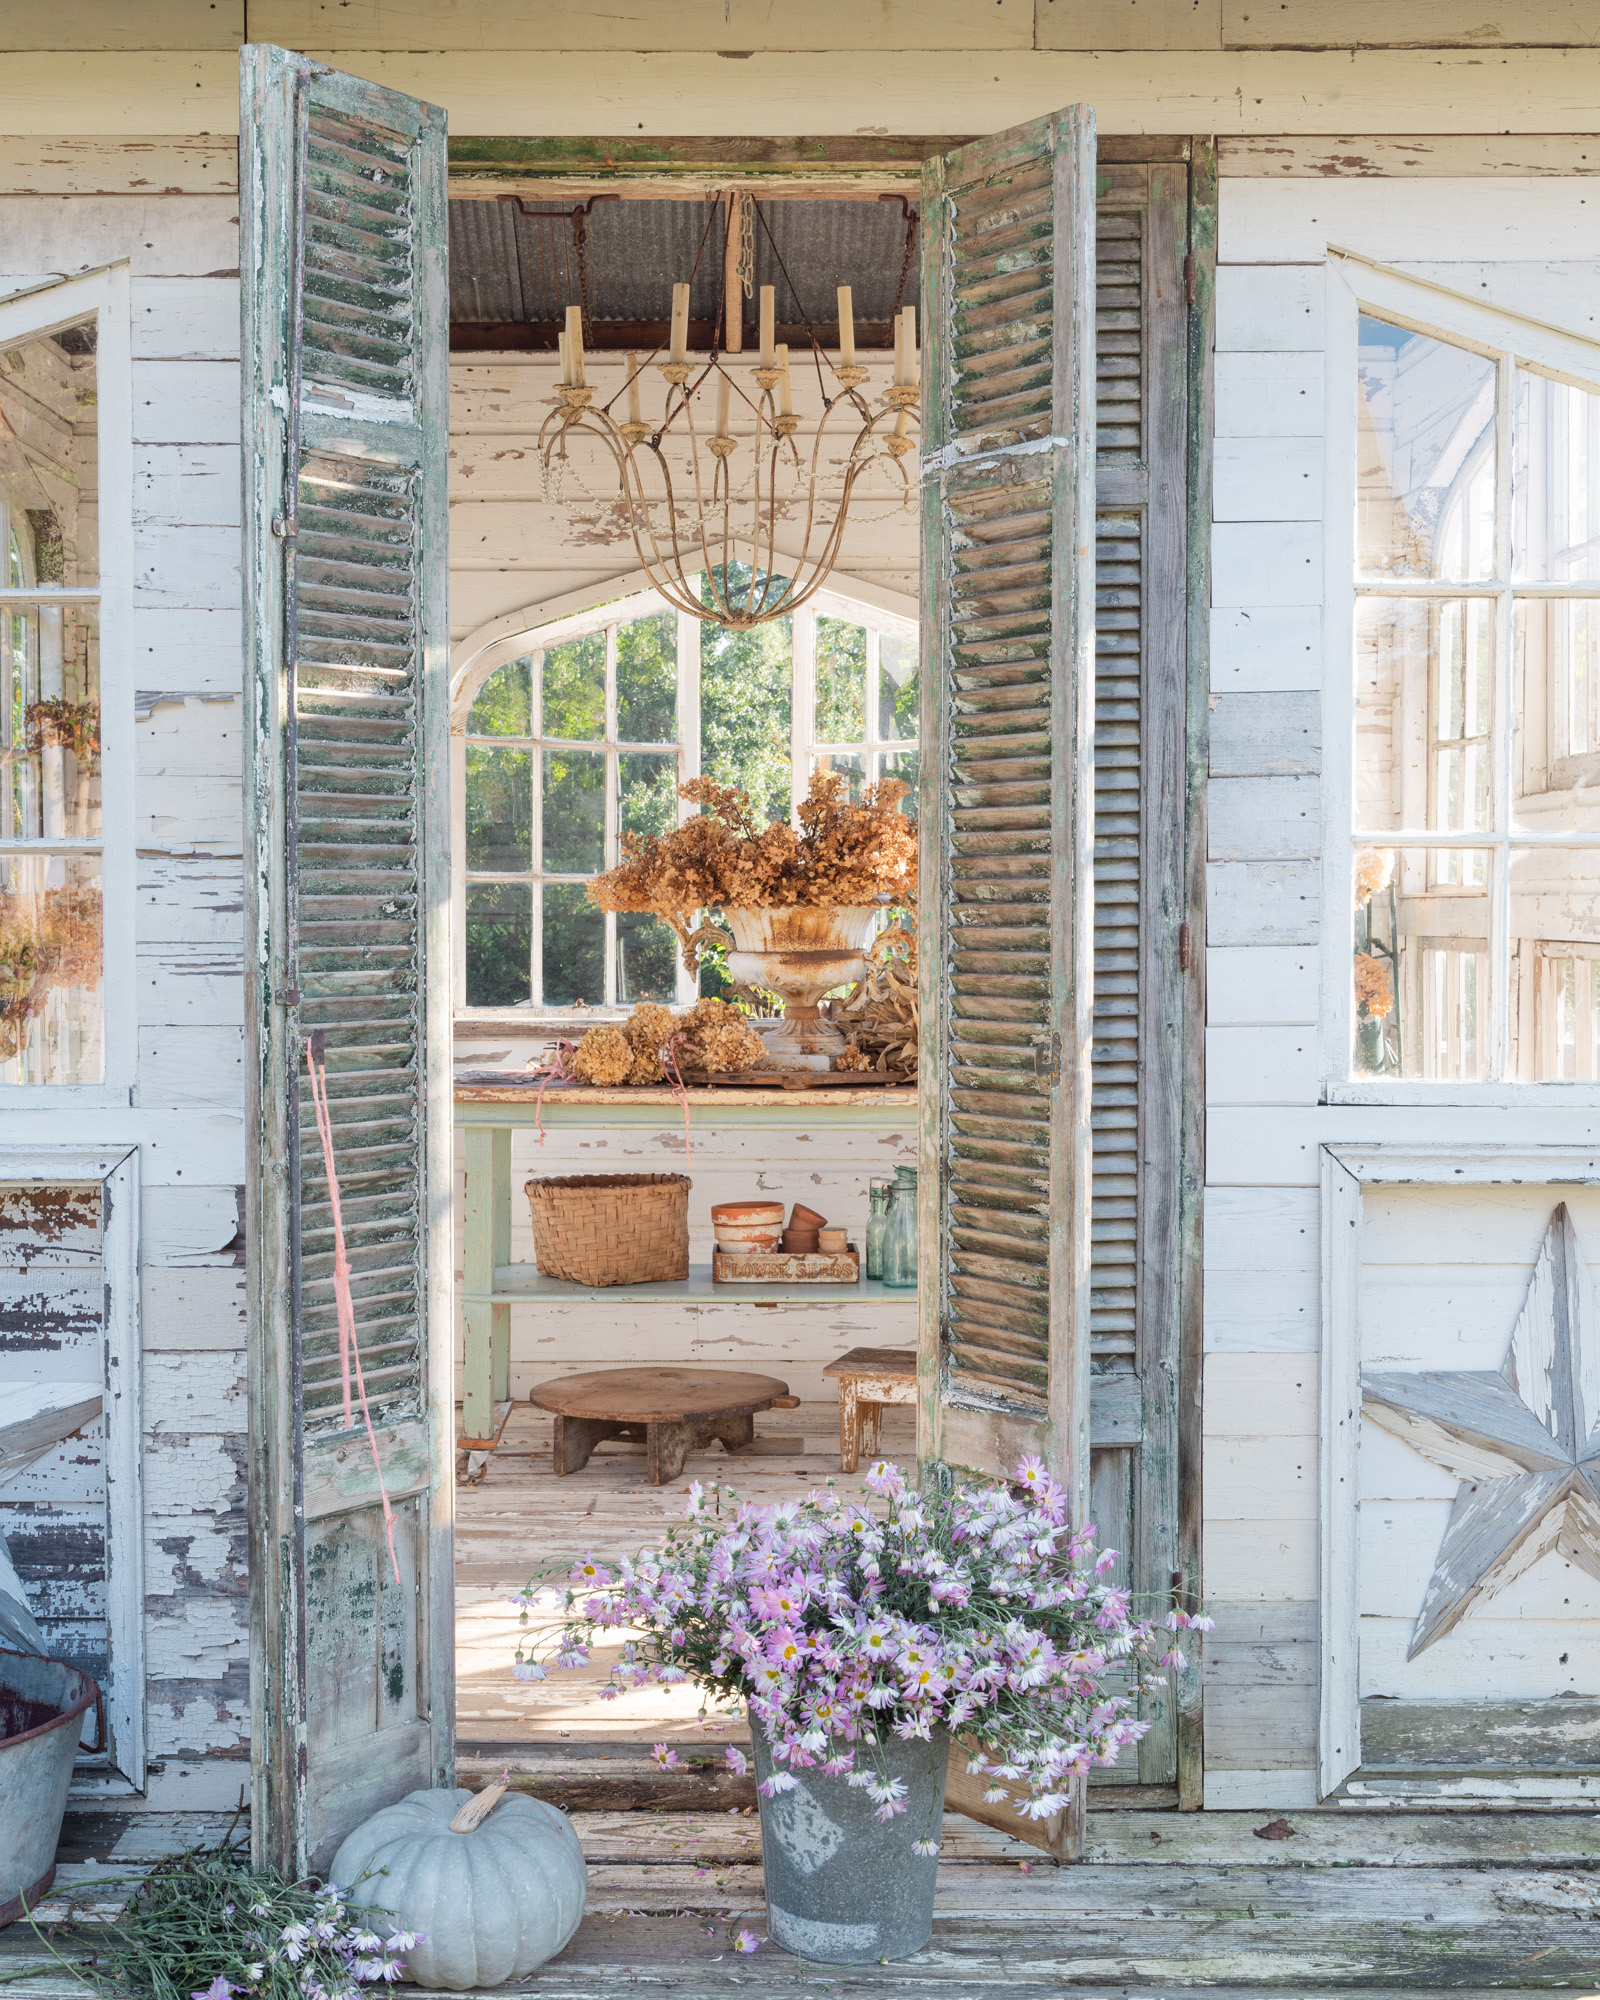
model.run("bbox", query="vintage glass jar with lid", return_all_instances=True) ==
[882,1164,918,1288]
[865,1178,892,1278]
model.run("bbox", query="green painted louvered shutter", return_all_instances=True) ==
[1085,146,1206,1796]
[917,110,1097,1520]
[241,43,452,1876]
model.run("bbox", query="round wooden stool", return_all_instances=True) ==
[527,1366,796,1485]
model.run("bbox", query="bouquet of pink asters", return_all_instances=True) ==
[511,1455,1209,1840]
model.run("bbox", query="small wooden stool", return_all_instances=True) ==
[823,1347,916,1473]
[527,1366,796,1485]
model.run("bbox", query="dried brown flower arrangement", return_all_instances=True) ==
[588,771,918,973]
[569,998,768,1091]
[1353,950,1394,1021]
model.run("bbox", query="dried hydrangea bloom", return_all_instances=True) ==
[1353,951,1393,1019]
[572,1025,633,1086]
[833,1045,872,1071]
[587,771,918,976]
[624,1003,677,1056]
[680,998,766,1074]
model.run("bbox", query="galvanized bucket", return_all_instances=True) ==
[0,1647,102,1927]
[750,1717,951,1962]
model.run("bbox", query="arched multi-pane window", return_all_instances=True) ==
[452,577,918,1013]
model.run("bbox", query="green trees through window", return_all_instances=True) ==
[459,583,917,1010]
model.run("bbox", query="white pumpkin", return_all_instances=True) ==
[329,1787,586,1990]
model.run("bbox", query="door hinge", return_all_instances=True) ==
[271,515,297,539]
[1178,921,1192,972]
[275,987,301,1007]
[1183,253,1197,306]
[1033,1031,1062,1083]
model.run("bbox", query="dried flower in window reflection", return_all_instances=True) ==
[1353,950,1394,1020]
[0,882,100,1061]
[1355,848,1393,903]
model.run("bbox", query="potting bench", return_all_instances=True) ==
[454,1080,919,1444]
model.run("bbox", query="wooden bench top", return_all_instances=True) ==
[823,1347,917,1381]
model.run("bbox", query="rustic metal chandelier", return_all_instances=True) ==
[536,197,920,632]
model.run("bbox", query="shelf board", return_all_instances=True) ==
[473,1262,916,1306]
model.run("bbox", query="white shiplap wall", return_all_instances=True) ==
[1203,172,1600,1808]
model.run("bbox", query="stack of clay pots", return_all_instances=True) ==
[780,1202,827,1254]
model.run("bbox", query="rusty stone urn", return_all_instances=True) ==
[712,905,881,1070]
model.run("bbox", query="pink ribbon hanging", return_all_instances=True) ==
[305,1031,401,1586]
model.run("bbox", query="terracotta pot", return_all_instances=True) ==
[711,1200,785,1252]
[789,1202,828,1231]
[720,905,882,1072]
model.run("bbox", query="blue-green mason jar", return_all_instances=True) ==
[882,1164,918,1288]
[865,1178,892,1279]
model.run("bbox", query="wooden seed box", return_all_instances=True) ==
[712,1243,861,1284]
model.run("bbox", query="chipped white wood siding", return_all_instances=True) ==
[0,167,248,1808]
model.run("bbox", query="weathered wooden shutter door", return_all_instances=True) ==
[241,44,452,1875]
[917,109,1096,1520]
[1084,142,1206,1798]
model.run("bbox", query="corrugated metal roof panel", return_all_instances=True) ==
[448,196,917,331]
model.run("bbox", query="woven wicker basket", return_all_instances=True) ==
[524,1173,690,1287]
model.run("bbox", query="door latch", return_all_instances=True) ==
[1033,1032,1061,1083]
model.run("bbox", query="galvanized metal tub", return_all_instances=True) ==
[750,1716,950,1962]
[0,1647,101,1926]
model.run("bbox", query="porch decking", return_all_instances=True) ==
[455,1398,912,1746]
[8,1804,1598,1997]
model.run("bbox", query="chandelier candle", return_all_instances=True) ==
[625,351,643,428]
[776,343,794,418]
[669,282,690,368]
[759,283,776,370]
[837,285,856,369]
[564,304,586,388]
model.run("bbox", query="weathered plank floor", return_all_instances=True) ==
[456,1399,909,1746]
[5,1807,1597,1996]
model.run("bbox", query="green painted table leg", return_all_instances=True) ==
[462,1124,496,1442]
[490,1125,511,1406]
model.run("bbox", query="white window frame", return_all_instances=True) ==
[1323,251,1600,1105]
[0,1145,144,1791]
[450,567,919,1017]
[0,265,134,1107]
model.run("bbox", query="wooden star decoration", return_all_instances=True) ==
[1361,1201,1600,1658]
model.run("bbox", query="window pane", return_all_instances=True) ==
[878,631,918,742]
[465,881,531,1007]
[0,318,98,587]
[542,747,604,873]
[1357,316,1495,581]
[815,616,866,742]
[1513,369,1600,582]
[1354,597,1492,836]
[699,577,792,828]
[1351,845,1490,1081]
[813,751,865,802]
[2,604,99,839]
[542,883,604,1008]
[0,851,102,1083]
[617,910,676,1004]
[878,746,920,817]
[1511,846,1600,1079]
[616,612,676,742]
[1512,598,1600,828]
[464,745,532,870]
[541,632,604,740]
[467,657,531,736]
[618,751,678,841]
